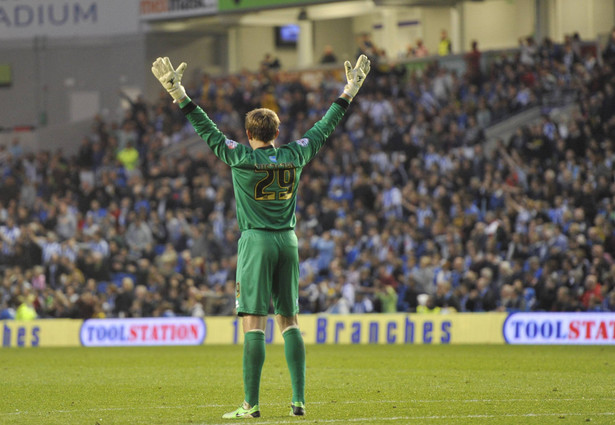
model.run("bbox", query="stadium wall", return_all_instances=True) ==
[0,35,146,131]
[3,313,615,348]
[313,18,356,64]
[419,7,451,54]
[463,0,535,51]
[228,18,356,75]
[551,0,615,41]
[145,31,226,103]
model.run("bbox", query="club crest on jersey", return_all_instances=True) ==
[225,139,238,149]
[296,138,309,147]
[269,156,277,163]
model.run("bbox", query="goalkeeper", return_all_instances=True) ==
[152,55,370,419]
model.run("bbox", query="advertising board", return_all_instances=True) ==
[218,0,342,13]
[4,313,614,348]
[80,317,206,347]
[2,319,81,348]
[139,0,217,21]
[503,312,615,345]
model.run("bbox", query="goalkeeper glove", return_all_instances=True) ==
[343,54,371,99]
[151,57,188,103]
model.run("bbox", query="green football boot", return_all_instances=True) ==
[289,401,305,416]
[222,401,260,419]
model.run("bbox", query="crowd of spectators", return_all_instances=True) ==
[1,31,615,320]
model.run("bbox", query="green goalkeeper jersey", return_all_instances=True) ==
[180,97,349,231]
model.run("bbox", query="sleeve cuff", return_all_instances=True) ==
[179,96,197,115]
[334,97,350,111]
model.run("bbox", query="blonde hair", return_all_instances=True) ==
[245,108,280,143]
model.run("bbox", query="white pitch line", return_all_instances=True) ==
[200,412,615,425]
[2,398,614,417]
[2,405,230,416]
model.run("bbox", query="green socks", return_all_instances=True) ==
[243,330,266,407]
[283,327,306,404]
[242,327,305,407]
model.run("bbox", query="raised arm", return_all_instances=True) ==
[151,57,248,166]
[294,55,371,163]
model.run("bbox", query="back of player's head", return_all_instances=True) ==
[245,108,280,142]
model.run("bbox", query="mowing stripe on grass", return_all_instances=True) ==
[3,398,614,417]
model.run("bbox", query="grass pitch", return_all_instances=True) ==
[1,344,614,424]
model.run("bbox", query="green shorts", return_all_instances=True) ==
[235,229,300,317]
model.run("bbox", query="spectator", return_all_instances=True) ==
[0,217,21,258]
[320,45,338,64]
[375,281,398,313]
[117,140,140,172]
[15,294,37,320]
[438,29,452,56]
[414,39,429,58]
[125,211,154,258]
[602,27,615,65]
[496,284,525,312]
[465,40,482,86]
[433,280,460,312]
[260,53,281,71]
[1,34,614,318]
[552,286,580,312]
[9,138,23,159]
[519,36,537,66]
[416,294,441,313]
[55,202,77,241]
[356,33,377,60]
[114,277,135,318]
[580,274,603,309]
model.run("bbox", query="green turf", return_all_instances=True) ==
[1,344,614,424]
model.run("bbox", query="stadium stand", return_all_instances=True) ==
[1,33,614,320]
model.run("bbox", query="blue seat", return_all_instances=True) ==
[97,281,108,294]
[112,272,136,286]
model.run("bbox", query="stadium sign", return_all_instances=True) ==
[311,315,453,344]
[503,312,615,345]
[2,321,40,347]
[0,0,139,40]
[218,0,344,13]
[139,0,217,20]
[80,318,206,347]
